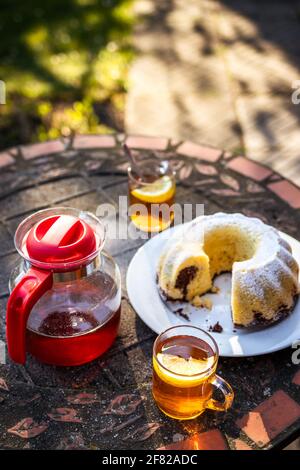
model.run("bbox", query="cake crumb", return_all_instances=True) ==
[191,295,213,310]
[174,308,190,321]
[209,322,223,333]
[210,285,220,294]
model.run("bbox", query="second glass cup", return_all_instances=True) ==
[152,325,234,420]
[128,159,176,233]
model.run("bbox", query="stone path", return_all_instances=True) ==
[126,0,300,185]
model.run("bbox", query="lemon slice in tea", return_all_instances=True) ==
[157,353,214,376]
[131,175,175,203]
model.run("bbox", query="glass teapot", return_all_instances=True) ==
[6,207,121,366]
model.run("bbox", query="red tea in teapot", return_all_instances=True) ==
[26,306,121,366]
[26,272,121,366]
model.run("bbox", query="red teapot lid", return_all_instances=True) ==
[23,214,97,266]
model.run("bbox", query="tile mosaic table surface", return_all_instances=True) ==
[0,135,299,450]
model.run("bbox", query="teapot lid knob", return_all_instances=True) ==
[25,214,97,264]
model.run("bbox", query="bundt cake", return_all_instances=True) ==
[157,213,299,328]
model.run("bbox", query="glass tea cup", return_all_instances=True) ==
[128,159,176,233]
[152,325,234,420]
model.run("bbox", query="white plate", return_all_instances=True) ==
[126,224,300,357]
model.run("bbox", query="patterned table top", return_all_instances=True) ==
[0,134,299,450]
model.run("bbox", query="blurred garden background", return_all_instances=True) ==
[0,0,300,185]
[0,0,135,147]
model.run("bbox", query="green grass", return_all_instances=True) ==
[0,0,135,148]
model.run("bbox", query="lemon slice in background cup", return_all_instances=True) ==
[128,159,176,232]
[131,175,175,204]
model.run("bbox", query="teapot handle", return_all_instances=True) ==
[6,268,53,364]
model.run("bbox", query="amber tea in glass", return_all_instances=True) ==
[152,325,234,420]
[128,159,176,233]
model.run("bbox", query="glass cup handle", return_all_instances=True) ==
[206,374,234,412]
